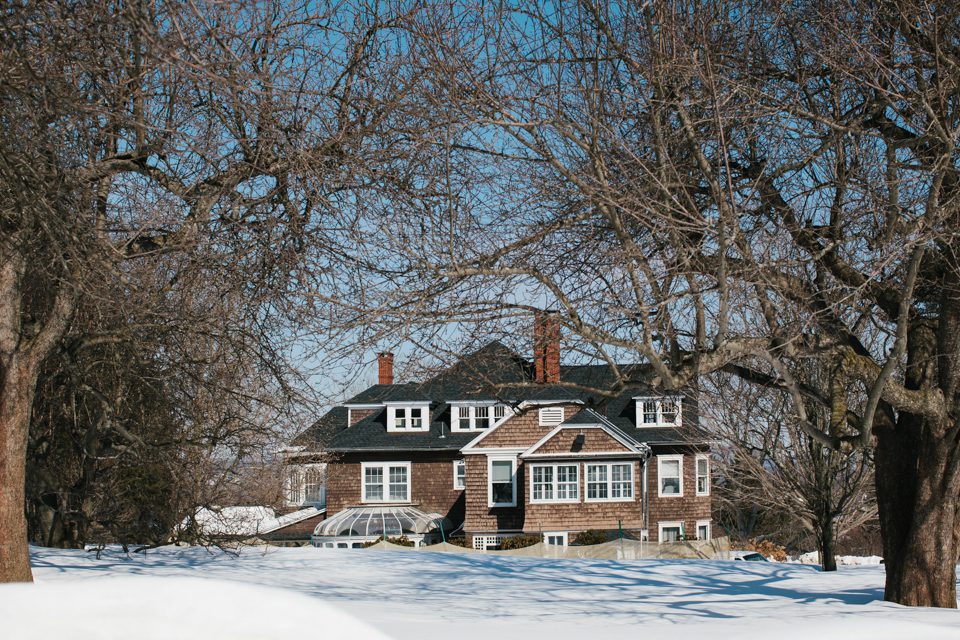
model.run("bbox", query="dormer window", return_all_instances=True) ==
[451,403,510,431]
[635,396,682,427]
[386,402,431,432]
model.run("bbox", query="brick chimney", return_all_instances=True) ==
[377,352,395,385]
[533,312,561,384]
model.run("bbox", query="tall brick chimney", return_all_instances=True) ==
[377,351,395,385]
[533,312,561,384]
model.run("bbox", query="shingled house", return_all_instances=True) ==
[288,316,712,549]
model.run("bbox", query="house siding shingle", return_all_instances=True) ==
[349,408,377,426]
[646,446,712,542]
[325,452,465,526]
[463,455,525,534]
[470,405,576,449]
[532,427,632,455]
[523,459,643,533]
[296,342,714,547]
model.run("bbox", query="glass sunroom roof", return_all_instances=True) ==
[313,506,451,538]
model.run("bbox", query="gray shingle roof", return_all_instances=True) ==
[293,341,707,452]
[290,406,349,449]
[321,404,478,451]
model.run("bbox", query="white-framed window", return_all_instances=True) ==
[544,531,568,546]
[451,404,510,431]
[635,396,682,426]
[284,463,327,507]
[530,463,579,503]
[657,454,683,497]
[695,454,710,496]
[453,459,466,490]
[386,404,430,432]
[539,406,565,426]
[696,520,711,541]
[488,457,517,507]
[659,521,683,543]
[585,462,634,502]
[361,462,411,503]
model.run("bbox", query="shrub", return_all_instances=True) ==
[499,534,542,550]
[361,535,415,548]
[572,529,609,546]
[445,536,468,547]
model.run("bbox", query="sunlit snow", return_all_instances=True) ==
[3,545,958,639]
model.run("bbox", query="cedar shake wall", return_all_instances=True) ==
[472,405,576,449]
[646,445,712,542]
[533,428,631,454]
[523,460,643,533]
[325,451,465,526]
[464,443,712,541]
[349,409,378,426]
[463,455,525,533]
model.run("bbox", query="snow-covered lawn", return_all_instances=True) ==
[4,545,959,639]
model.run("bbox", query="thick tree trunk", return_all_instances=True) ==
[0,246,75,582]
[0,361,36,583]
[875,410,959,608]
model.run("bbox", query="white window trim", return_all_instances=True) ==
[487,456,518,507]
[658,520,684,544]
[635,396,683,427]
[529,463,580,504]
[538,406,565,426]
[450,403,511,432]
[657,454,684,498]
[284,463,326,507]
[696,520,711,541]
[361,461,412,503]
[695,453,710,496]
[453,459,466,490]
[385,403,431,432]
[543,531,569,546]
[584,461,635,503]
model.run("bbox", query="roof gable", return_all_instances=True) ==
[521,408,647,458]
[461,402,583,452]
[524,425,635,456]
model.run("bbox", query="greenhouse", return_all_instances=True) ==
[311,506,453,548]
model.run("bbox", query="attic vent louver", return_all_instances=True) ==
[539,407,564,426]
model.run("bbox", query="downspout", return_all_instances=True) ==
[640,446,651,535]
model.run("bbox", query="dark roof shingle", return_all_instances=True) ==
[293,341,707,452]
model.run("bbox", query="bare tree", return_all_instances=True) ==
[312,0,960,606]
[706,374,877,571]
[0,0,420,582]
